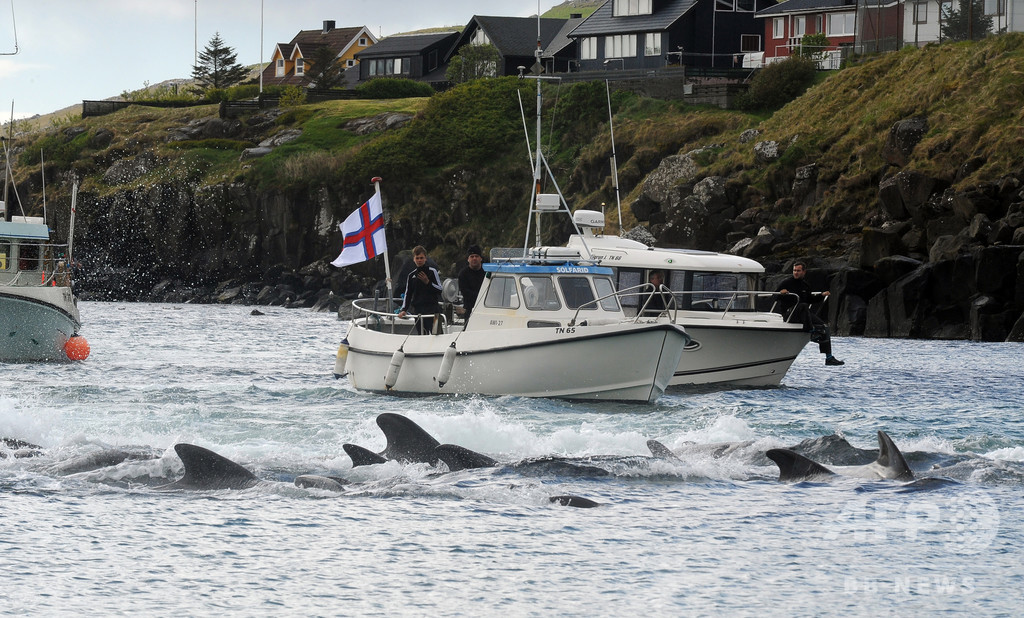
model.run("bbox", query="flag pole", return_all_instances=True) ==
[371,176,393,310]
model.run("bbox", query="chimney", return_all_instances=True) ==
[323,20,335,33]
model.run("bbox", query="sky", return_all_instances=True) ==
[0,0,563,120]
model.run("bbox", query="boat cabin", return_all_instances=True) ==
[0,217,51,284]
[469,261,626,330]
[565,210,769,316]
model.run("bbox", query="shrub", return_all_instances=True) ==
[356,78,434,99]
[279,86,308,108]
[737,56,818,111]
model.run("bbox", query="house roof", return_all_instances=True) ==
[460,16,569,58]
[289,25,366,57]
[569,0,698,37]
[355,32,459,58]
[541,16,587,58]
[756,0,893,17]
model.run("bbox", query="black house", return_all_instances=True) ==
[445,16,574,76]
[569,0,776,70]
[354,31,460,85]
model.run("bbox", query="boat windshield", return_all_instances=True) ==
[689,271,754,310]
[558,276,597,310]
[593,277,620,311]
[521,276,561,311]
[0,241,9,271]
[484,275,520,309]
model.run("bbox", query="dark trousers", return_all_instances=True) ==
[788,303,833,356]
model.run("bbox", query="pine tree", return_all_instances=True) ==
[191,32,249,91]
[306,46,346,90]
[940,0,994,41]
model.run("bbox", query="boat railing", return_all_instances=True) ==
[568,283,678,326]
[768,291,828,324]
[640,290,809,322]
[350,297,450,335]
[0,241,73,287]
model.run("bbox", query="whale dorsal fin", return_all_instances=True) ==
[646,439,681,460]
[874,431,914,481]
[766,448,836,481]
[164,443,259,490]
[434,443,498,471]
[343,443,388,467]
[377,413,441,464]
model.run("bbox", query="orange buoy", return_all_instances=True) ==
[64,335,91,361]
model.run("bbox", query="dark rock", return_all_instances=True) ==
[1007,311,1024,342]
[630,195,660,221]
[878,175,907,219]
[975,245,1024,297]
[896,170,938,212]
[967,214,993,243]
[882,116,927,167]
[864,289,890,338]
[89,128,115,149]
[928,232,969,263]
[860,226,905,268]
[873,255,922,286]
[956,157,986,182]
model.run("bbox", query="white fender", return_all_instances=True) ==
[384,346,405,390]
[437,342,457,388]
[334,338,349,378]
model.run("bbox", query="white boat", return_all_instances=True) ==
[0,215,84,362]
[338,259,692,402]
[564,210,810,387]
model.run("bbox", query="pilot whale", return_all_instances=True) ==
[344,412,441,466]
[766,430,914,482]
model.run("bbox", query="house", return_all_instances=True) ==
[903,0,1022,48]
[261,21,378,88]
[755,0,902,68]
[568,0,777,71]
[353,31,460,85]
[445,15,576,76]
[542,14,589,73]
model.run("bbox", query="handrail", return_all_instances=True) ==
[567,283,678,326]
[351,297,449,335]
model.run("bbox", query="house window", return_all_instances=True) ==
[740,34,761,52]
[295,58,304,76]
[815,15,823,33]
[644,32,661,56]
[716,0,735,11]
[359,37,367,46]
[581,37,598,60]
[471,28,491,45]
[736,0,756,11]
[276,58,285,77]
[612,0,652,16]
[773,17,785,39]
[428,49,439,71]
[827,11,856,36]
[913,2,928,23]
[605,34,637,58]
[346,59,355,68]
[985,0,1005,15]
[792,16,806,37]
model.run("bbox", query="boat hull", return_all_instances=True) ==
[673,317,810,387]
[0,286,81,362]
[344,323,688,402]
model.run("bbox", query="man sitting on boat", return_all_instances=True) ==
[398,245,443,334]
[776,261,844,366]
[641,271,670,317]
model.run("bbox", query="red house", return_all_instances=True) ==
[754,0,902,68]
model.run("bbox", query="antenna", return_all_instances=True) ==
[1,0,18,55]
[606,81,622,234]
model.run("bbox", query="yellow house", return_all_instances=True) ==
[261,20,378,87]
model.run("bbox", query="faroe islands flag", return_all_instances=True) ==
[331,192,387,267]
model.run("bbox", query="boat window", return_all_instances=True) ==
[558,276,597,310]
[520,276,561,311]
[616,268,643,308]
[593,277,620,311]
[0,242,9,271]
[18,243,40,271]
[483,275,520,309]
[691,272,752,310]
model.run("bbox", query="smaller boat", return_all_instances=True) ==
[338,257,691,402]
[0,214,86,362]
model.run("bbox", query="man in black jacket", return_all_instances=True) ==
[458,244,486,324]
[776,261,844,366]
[399,245,443,334]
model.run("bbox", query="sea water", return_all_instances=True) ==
[1,302,1022,615]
